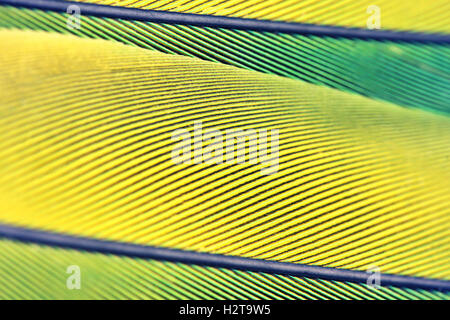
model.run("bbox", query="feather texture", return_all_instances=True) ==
[0,30,449,283]
[0,6,449,113]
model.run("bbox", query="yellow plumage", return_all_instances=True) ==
[0,30,449,282]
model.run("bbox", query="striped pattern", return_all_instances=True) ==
[0,30,449,283]
[0,239,448,300]
[73,0,450,34]
[0,6,449,114]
